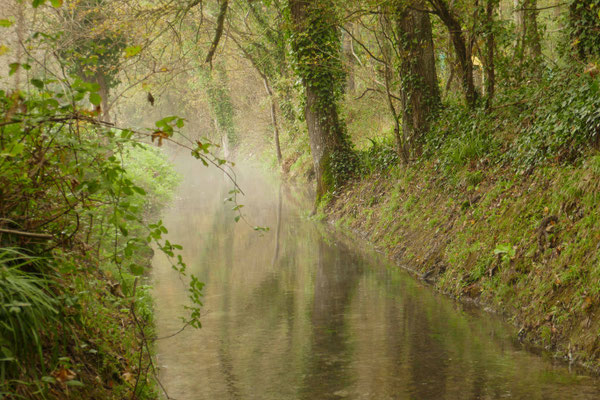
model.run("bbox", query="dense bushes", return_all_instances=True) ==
[0,75,189,398]
[413,66,600,181]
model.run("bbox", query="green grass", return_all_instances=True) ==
[0,249,61,382]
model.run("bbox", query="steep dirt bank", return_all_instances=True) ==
[325,154,600,370]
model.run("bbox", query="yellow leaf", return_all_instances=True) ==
[0,45,9,56]
[52,367,76,383]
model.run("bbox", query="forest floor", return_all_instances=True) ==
[323,152,600,371]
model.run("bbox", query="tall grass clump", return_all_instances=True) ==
[0,248,62,383]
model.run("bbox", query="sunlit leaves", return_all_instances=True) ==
[123,45,142,58]
[89,92,102,106]
[31,0,62,7]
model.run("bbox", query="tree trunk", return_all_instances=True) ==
[429,0,478,107]
[484,0,496,108]
[515,0,541,60]
[95,71,110,123]
[304,85,345,201]
[395,0,440,157]
[514,0,523,39]
[263,77,283,165]
[14,1,24,90]
[525,0,542,58]
[342,23,355,94]
[289,0,349,202]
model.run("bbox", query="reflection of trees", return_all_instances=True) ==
[374,269,493,399]
[403,295,449,399]
[209,184,243,398]
[300,239,362,399]
[272,183,282,267]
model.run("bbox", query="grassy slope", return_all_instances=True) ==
[280,65,600,370]
[326,152,600,369]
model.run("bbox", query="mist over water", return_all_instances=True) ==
[153,157,600,400]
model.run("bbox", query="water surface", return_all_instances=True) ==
[153,161,600,399]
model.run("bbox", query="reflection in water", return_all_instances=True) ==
[300,240,361,400]
[153,161,600,400]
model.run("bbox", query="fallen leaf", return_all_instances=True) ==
[122,371,135,385]
[52,367,76,383]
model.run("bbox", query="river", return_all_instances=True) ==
[153,159,600,399]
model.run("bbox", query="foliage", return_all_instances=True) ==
[287,0,346,112]
[357,136,399,174]
[0,47,202,400]
[424,103,499,175]
[568,0,600,60]
[327,143,360,191]
[493,243,516,263]
[58,0,129,89]
[200,65,238,148]
[508,70,600,169]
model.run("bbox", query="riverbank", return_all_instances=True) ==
[0,142,180,399]
[322,152,600,371]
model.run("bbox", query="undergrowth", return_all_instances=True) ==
[324,62,600,368]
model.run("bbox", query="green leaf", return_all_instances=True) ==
[43,98,60,108]
[8,63,19,76]
[124,45,142,58]
[9,142,24,157]
[118,225,129,237]
[0,19,14,28]
[121,185,133,196]
[31,78,44,89]
[129,264,145,276]
[41,376,57,384]
[65,380,84,387]
[132,186,146,195]
[50,0,63,7]
[89,92,102,106]
[32,0,46,8]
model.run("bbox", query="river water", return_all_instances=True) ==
[153,160,600,400]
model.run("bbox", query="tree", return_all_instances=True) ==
[514,0,542,61]
[200,65,237,157]
[394,0,440,158]
[428,0,479,107]
[483,0,498,107]
[57,0,129,122]
[288,0,353,202]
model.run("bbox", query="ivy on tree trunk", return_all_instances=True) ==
[288,0,352,202]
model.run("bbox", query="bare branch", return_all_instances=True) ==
[205,0,229,67]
